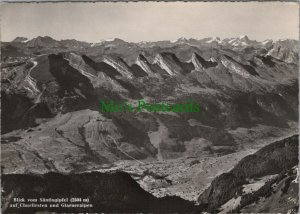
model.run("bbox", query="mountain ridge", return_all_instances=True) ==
[9,35,298,47]
[1,34,298,213]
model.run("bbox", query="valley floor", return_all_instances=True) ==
[1,109,298,202]
[92,126,298,202]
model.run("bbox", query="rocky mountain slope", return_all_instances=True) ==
[1,35,298,169]
[1,134,297,213]
[198,134,299,213]
[1,36,298,212]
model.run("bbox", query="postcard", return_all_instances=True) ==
[1,1,299,213]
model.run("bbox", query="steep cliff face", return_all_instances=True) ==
[48,54,94,95]
[220,55,258,78]
[191,52,217,70]
[154,53,179,76]
[135,54,156,77]
[102,56,134,79]
[1,171,200,213]
[66,53,97,79]
[81,54,121,78]
[154,52,194,76]
[136,54,170,77]
[267,39,298,64]
[198,135,299,213]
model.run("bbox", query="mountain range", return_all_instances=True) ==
[5,35,298,63]
[1,35,298,213]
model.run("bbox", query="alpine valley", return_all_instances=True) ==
[1,35,298,213]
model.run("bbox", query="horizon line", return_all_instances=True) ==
[5,35,299,43]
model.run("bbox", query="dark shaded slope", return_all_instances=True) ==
[232,135,298,178]
[1,44,26,59]
[1,91,52,134]
[275,80,299,115]
[82,54,121,78]
[116,79,142,99]
[160,52,195,74]
[28,54,99,115]
[136,54,170,77]
[130,64,148,77]
[30,55,55,84]
[111,116,157,158]
[198,135,298,212]
[116,56,148,77]
[224,55,259,76]
[1,171,200,213]
[82,55,142,99]
[256,55,276,67]
[225,92,294,129]
[48,54,94,98]
[194,53,217,68]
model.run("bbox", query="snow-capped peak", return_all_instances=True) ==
[91,38,124,47]
[239,35,249,40]
[171,37,189,43]
[227,35,252,47]
[206,37,224,44]
[261,39,273,45]
[12,37,29,43]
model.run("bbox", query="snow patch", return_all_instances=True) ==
[220,196,241,214]
[239,35,248,39]
[91,38,118,47]
[292,166,299,183]
[261,40,273,45]
[206,37,225,45]
[78,69,96,79]
[243,174,278,194]
[243,183,265,194]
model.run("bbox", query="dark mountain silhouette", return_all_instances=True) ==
[1,171,201,213]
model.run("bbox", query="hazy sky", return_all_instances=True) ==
[1,2,299,42]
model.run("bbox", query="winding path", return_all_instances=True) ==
[25,60,39,93]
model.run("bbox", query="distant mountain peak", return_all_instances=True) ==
[239,35,249,40]
[11,37,29,43]
[33,36,56,41]
[91,38,126,47]
[225,35,257,47]
[261,39,273,45]
[178,37,188,41]
[171,37,190,43]
[26,36,61,48]
[206,37,225,45]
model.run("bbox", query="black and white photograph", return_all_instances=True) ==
[1,1,299,213]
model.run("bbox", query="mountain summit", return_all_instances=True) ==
[26,36,61,48]
[11,37,29,43]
